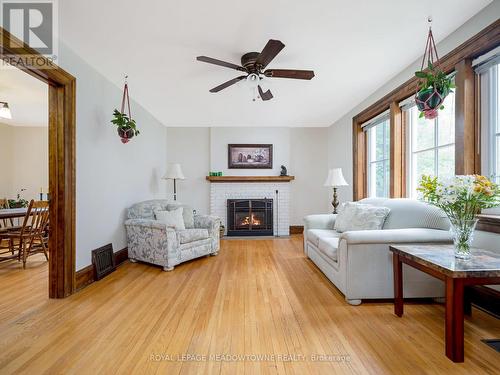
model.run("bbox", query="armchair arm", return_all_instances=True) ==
[194,215,221,252]
[124,218,171,230]
[303,214,337,230]
[340,228,452,245]
[124,219,178,267]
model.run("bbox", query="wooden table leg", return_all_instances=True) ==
[393,253,403,317]
[445,277,465,362]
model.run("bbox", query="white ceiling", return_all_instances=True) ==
[0,65,48,127]
[59,0,492,127]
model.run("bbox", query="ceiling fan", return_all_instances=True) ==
[196,39,314,101]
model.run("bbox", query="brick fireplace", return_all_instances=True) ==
[208,177,292,236]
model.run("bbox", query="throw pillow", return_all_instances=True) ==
[334,202,390,232]
[167,204,195,228]
[154,207,186,230]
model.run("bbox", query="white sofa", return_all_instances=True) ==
[303,198,452,305]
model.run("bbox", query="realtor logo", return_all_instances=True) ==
[1,0,57,57]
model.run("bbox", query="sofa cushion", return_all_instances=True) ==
[154,208,186,230]
[177,228,209,244]
[318,237,339,261]
[359,198,450,230]
[306,229,340,247]
[334,202,390,232]
[167,203,195,228]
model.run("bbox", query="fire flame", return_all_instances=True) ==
[240,214,261,226]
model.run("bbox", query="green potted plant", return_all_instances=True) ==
[111,109,140,144]
[8,189,29,208]
[414,62,455,120]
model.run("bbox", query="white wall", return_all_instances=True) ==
[0,123,13,198]
[58,43,168,270]
[166,127,210,215]
[0,123,48,201]
[166,126,330,225]
[290,128,330,224]
[327,1,500,206]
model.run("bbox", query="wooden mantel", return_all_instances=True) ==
[206,176,295,183]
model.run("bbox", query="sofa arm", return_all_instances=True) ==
[303,214,337,230]
[339,228,452,245]
[194,215,220,252]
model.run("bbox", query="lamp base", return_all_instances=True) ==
[332,187,339,214]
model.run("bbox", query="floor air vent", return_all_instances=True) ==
[92,244,116,280]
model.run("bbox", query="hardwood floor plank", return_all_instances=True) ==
[0,237,499,374]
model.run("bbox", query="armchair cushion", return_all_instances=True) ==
[154,208,186,230]
[167,203,195,228]
[177,228,209,244]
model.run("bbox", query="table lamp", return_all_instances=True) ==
[324,168,348,214]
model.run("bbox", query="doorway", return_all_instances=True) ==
[0,26,76,298]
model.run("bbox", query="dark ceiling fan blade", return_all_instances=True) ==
[209,75,247,93]
[258,85,273,101]
[264,69,315,80]
[255,40,285,69]
[197,56,245,71]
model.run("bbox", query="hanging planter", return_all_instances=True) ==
[111,76,140,143]
[414,19,455,120]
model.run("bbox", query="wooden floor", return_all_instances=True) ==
[0,236,499,374]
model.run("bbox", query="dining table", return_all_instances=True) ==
[0,208,28,220]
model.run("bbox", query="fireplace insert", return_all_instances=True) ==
[227,199,273,236]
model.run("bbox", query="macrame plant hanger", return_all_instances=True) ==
[415,18,445,120]
[119,75,134,143]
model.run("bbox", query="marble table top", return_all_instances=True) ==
[389,244,500,278]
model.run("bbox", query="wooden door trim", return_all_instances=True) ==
[1,27,76,298]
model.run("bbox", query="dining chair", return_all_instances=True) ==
[0,198,14,228]
[3,200,49,268]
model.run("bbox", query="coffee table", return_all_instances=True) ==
[389,244,500,362]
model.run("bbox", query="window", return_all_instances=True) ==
[478,58,500,215]
[405,91,456,198]
[367,117,390,197]
[480,62,500,183]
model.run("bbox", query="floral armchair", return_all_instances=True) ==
[125,200,220,271]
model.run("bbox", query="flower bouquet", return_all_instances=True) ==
[418,175,500,259]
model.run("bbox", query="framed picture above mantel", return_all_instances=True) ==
[228,144,273,169]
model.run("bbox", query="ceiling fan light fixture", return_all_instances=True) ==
[246,73,260,89]
[0,102,12,119]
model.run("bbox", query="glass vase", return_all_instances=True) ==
[449,218,478,260]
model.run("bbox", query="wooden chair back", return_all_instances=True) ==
[0,198,14,228]
[20,200,50,239]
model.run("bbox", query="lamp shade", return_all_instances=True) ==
[0,102,12,119]
[324,168,348,187]
[163,163,185,180]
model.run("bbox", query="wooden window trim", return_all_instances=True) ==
[1,27,76,298]
[476,214,500,234]
[352,19,500,233]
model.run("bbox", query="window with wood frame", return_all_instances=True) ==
[477,51,500,216]
[365,114,390,197]
[403,91,456,198]
[352,19,499,231]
